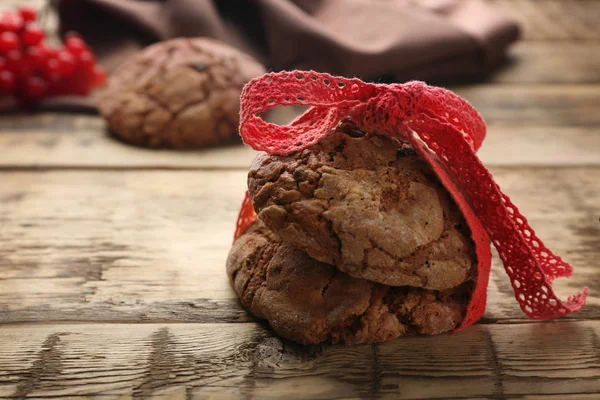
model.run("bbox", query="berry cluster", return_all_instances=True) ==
[0,5,105,106]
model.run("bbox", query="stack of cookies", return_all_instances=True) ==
[227,124,478,345]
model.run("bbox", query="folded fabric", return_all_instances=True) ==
[53,0,520,83]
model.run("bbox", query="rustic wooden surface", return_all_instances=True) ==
[0,0,599,399]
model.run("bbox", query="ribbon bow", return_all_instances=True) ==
[236,70,587,326]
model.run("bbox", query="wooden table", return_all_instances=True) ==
[1,1,599,399]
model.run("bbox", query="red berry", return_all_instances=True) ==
[21,23,44,46]
[60,76,89,96]
[18,6,37,23]
[65,65,92,95]
[0,12,23,32]
[22,76,47,100]
[0,56,6,71]
[45,71,64,94]
[24,46,46,70]
[57,50,75,76]
[41,44,59,59]
[17,60,34,82]
[92,65,106,87]
[5,50,21,72]
[78,51,96,72]
[75,83,91,95]
[0,32,20,54]
[42,57,60,80]
[0,70,16,93]
[66,37,87,56]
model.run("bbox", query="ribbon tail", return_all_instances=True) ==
[233,191,257,242]
[408,133,492,330]
[409,116,587,319]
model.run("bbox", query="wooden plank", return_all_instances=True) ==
[505,396,600,400]
[2,115,600,169]
[0,170,247,324]
[492,0,600,41]
[493,42,600,84]
[0,321,598,399]
[479,125,600,166]
[378,321,600,399]
[0,167,597,324]
[452,84,600,126]
[0,114,257,170]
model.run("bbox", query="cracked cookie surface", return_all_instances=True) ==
[98,38,265,148]
[227,221,473,345]
[248,129,476,290]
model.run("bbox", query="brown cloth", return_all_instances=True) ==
[54,0,519,83]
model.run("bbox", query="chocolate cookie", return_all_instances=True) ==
[248,128,476,290]
[98,38,265,148]
[227,221,473,345]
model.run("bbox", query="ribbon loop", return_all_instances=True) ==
[240,71,383,154]
[240,71,379,116]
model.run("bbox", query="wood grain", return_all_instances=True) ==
[2,116,600,169]
[478,125,600,166]
[492,0,600,41]
[0,321,598,399]
[453,84,600,126]
[0,170,246,323]
[494,42,600,84]
[0,167,597,324]
[0,114,256,170]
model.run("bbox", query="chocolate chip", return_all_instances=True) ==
[191,63,209,72]
[343,128,367,138]
[397,145,416,158]
[338,118,366,138]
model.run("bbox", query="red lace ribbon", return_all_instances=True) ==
[235,71,587,328]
